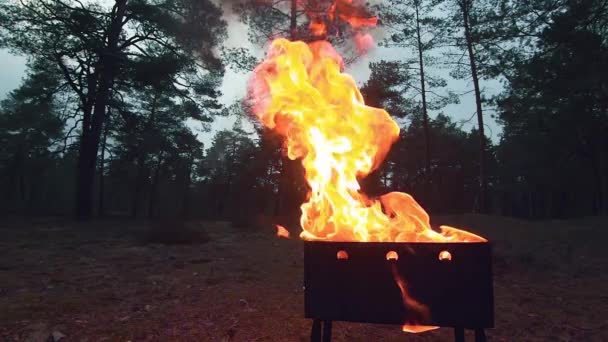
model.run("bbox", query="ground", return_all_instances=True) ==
[0,215,607,341]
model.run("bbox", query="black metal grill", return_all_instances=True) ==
[304,241,494,342]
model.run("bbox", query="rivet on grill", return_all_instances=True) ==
[336,250,349,260]
[385,251,398,261]
[439,250,452,261]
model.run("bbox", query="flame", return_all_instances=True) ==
[276,224,290,239]
[391,263,439,333]
[309,0,378,39]
[250,39,485,243]
[328,0,378,29]
[309,20,327,36]
[402,325,440,333]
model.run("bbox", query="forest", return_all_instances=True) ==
[0,0,606,223]
[1,1,607,341]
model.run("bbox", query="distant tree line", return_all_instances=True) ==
[0,0,606,222]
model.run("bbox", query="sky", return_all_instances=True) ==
[0,49,27,101]
[0,3,503,147]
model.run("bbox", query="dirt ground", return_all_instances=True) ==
[1,215,607,341]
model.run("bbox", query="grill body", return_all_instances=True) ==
[304,241,494,329]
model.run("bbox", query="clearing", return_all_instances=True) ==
[1,215,607,341]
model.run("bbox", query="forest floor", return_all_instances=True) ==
[0,214,607,342]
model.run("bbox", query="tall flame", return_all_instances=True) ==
[250,38,485,243]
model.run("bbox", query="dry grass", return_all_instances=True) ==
[0,215,607,341]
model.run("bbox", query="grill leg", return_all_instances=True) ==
[475,329,486,342]
[322,320,332,342]
[310,319,322,342]
[454,327,465,342]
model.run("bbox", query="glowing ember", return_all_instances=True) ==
[276,224,290,239]
[402,325,441,333]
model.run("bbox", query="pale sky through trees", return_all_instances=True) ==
[0,3,502,146]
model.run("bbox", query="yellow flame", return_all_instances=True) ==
[250,39,486,243]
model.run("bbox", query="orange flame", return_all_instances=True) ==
[276,224,290,239]
[391,263,439,333]
[309,20,327,36]
[250,38,486,243]
[309,0,378,39]
[402,325,441,333]
[328,0,378,28]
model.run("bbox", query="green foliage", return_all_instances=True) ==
[221,47,259,72]
[0,0,228,217]
[376,0,458,107]
[0,59,64,214]
[361,60,414,118]
[366,112,495,212]
[496,0,608,217]
[230,0,375,67]
[443,0,568,81]
[0,0,606,221]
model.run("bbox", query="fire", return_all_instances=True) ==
[250,38,485,243]
[402,325,441,333]
[276,224,290,239]
[309,0,378,39]
[328,0,379,29]
[391,263,439,333]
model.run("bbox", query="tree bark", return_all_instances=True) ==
[181,155,193,218]
[98,116,109,217]
[414,1,432,201]
[148,154,163,218]
[75,0,127,218]
[460,0,488,213]
[290,0,297,40]
[131,152,146,218]
[596,142,608,215]
[132,91,159,218]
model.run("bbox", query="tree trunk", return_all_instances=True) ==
[132,88,161,218]
[181,155,193,218]
[98,117,109,217]
[131,152,146,218]
[290,0,297,40]
[596,143,608,215]
[270,0,301,219]
[75,0,127,218]
[18,159,25,203]
[148,154,163,218]
[414,2,432,202]
[460,0,488,213]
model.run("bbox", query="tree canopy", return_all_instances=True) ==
[0,0,606,220]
